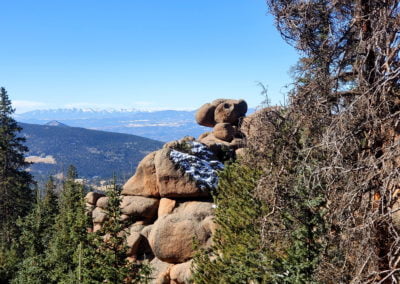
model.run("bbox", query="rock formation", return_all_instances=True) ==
[85,98,248,283]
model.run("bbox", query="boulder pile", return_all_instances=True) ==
[196,99,247,152]
[85,99,248,283]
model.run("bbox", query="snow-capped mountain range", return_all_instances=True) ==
[15,108,208,142]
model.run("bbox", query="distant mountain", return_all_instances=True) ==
[45,120,69,127]
[16,108,209,142]
[20,122,163,183]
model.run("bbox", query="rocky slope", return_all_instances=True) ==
[85,98,249,283]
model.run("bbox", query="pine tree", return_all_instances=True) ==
[193,163,270,283]
[0,87,34,245]
[81,179,151,283]
[0,87,35,283]
[12,177,59,283]
[45,166,90,283]
[18,177,58,257]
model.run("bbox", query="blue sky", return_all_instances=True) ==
[0,0,298,113]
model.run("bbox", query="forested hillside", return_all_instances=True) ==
[20,122,163,182]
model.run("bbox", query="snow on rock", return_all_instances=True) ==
[169,141,224,190]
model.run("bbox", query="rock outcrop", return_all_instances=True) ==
[85,98,249,283]
[196,99,247,151]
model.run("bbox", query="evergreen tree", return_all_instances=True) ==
[45,166,89,283]
[81,179,151,283]
[0,87,34,245]
[12,177,59,283]
[193,163,269,283]
[0,87,35,283]
[18,176,58,257]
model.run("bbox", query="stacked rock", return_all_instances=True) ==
[196,99,247,153]
[85,99,248,284]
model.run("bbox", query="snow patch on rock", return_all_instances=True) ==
[169,142,224,190]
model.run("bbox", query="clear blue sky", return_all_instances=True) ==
[0,0,298,113]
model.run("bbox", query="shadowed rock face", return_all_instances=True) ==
[85,98,249,283]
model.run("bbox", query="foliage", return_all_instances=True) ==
[17,177,58,257]
[0,247,20,283]
[234,109,328,283]
[44,166,90,283]
[12,177,59,283]
[192,163,270,283]
[194,1,400,282]
[0,87,35,283]
[81,179,151,283]
[242,0,400,282]
[0,87,34,245]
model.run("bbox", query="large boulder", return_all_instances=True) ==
[122,139,223,199]
[214,99,247,125]
[195,99,226,127]
[154,142,223,198]
[120,196,159,219]
[122,151,159,197]
[148,201,214,263]
[195,103,216,127]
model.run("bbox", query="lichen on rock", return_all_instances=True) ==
[169,141,224,191]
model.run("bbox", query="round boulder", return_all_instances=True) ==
[214,99,247,125]
[120,196,159,219]
[195,99,230,127]
[148,201,214,263]
[195,103,216,127]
